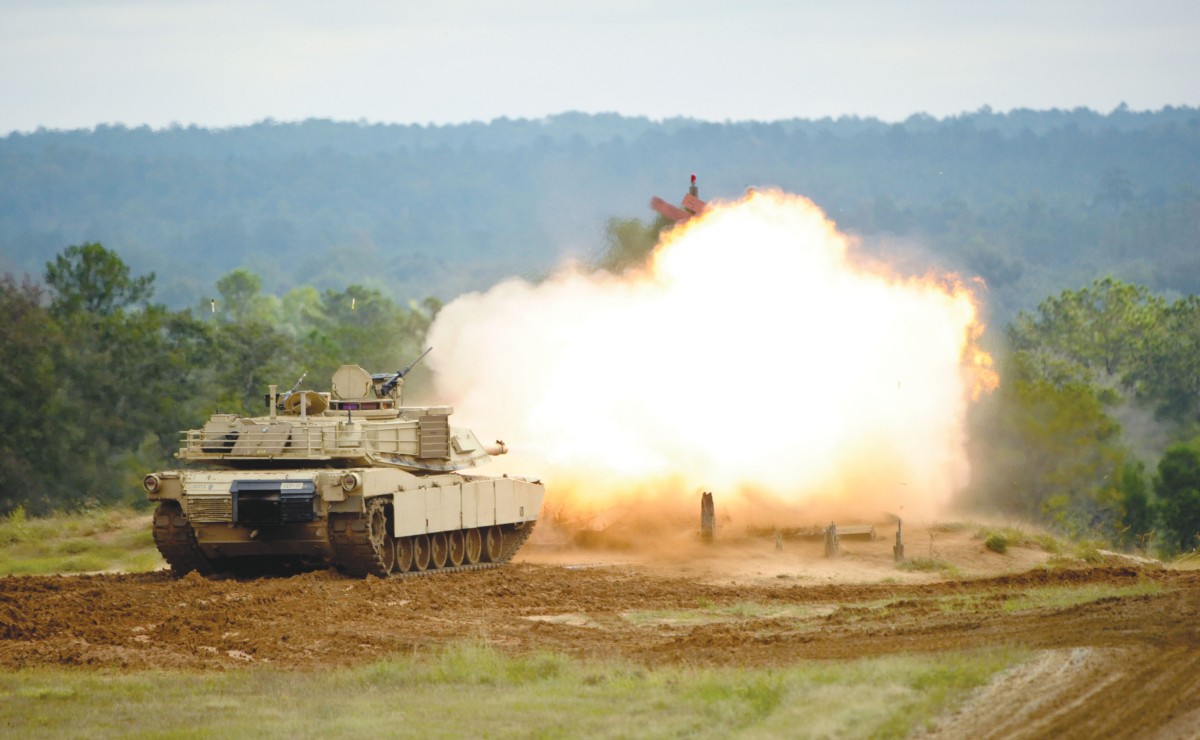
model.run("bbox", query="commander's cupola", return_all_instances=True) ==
[325,364,402,419]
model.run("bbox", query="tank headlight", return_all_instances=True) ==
[143,474,162,494]
[341,473,361,492]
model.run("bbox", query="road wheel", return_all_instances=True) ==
[481,525,503,562]
[413,534,431,571]
[447,530,466,567]
[395,537,414,573]
[431,531,449,569]
[464,528,482,564]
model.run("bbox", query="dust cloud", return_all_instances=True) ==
[427,190,993,530]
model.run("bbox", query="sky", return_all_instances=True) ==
[1,0,1197,134]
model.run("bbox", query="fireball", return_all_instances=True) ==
[427,190,993,525]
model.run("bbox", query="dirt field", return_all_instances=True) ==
[1,529,1197,738]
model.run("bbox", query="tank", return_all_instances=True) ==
[144,357,544,578]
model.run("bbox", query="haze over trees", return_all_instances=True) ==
[2,106,1198,323]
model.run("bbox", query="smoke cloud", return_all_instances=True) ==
[427,190,993,527]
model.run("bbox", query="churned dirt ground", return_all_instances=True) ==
[1,528,1197,738]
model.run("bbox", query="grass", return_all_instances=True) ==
[917,579,1166,617]
[974,524,1067,556]
[623,601,829,626]
[1167,551,1200,571]
[0,506,162,576]
[1071,541,1106,563]
[1000,580,1163,612]
[984,532,1008,553]
[0,641,1025,739]
[896,557,962,577]
[1038,539,1112,569]
[625,577,1172,629]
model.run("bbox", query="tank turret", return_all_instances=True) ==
[183,363,501,473]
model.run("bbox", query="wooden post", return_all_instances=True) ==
[700,492,715,544]
[824,522,840,558]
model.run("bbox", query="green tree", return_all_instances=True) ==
[296,285,433,383]
[203,321,294,415]
[1153,441,1200,553]
[1115,461,1154,550]
[1010,277,1165,381]
[966,350,1126,538]
[1134,295,1200,425]
[187,269,298,413]
[45,242,154,317]
[0,276,65,513]
[35,244,198,510]
[213,268,278,325]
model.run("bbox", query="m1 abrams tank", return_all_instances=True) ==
[144,354,544,578]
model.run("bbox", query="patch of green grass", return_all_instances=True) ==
[1033,533,1065,554]
[1001,580,1163,612]
[920,577,1167,617]
[1037,539,1108,568]
[1167,551,1200,571]
[1072,541,1106,563]
[1040,555,1079,570]
[984,533,1008,553]
[634,578,1170,634]
[0,506,161,575]
[623,601,828,626]
[0,642,1026,739]
[929,521,971,533]
[975,524,1067,555]
[927,593,994,614]
[897,557,962,577]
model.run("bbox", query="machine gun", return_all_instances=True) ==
[267,371,308,411]
[284,371,307,397]
[380,347,432,396]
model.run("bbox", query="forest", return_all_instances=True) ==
[2,106,1199,323]
[1,107,1199,553]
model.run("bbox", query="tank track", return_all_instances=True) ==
[152,500,216,576]
[330,499,536,579]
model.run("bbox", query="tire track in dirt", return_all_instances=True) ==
[923,646,1200,740]
[1,564,1195,667]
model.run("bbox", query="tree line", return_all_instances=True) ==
[0,244,435,514]
[965,278,1200,553]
